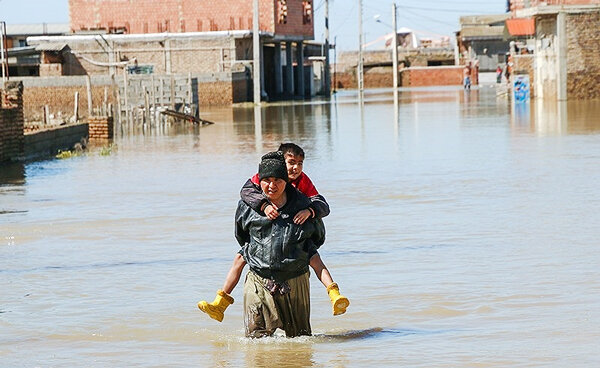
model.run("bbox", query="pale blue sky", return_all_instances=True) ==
[1,0,507,50]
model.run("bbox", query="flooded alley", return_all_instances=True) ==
[2,87,600,367]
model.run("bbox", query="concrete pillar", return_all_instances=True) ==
[274,43,283,95]
[557,12,567,101]
[165,39,172,74]
[260,44,266,99]
[285,41,294,96]
[296,42,305,97]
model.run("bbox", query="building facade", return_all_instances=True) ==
[24,0,322,105]
[68,0,314,39]
[509,0,600,99]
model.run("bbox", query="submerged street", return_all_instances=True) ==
[2,86,600,366]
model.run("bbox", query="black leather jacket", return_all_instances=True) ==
[235,185,326,282]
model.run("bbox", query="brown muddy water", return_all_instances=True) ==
[1,87,600,367]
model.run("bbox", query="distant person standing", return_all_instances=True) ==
[463,66,471,90]
[496,66,503,84]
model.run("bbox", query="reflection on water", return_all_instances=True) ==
[0,162,25,186]
[2,87,600,367]
[510,98,600,135]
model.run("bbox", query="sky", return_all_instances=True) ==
[1,0,508,50]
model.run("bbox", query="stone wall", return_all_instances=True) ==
[0,82,25,163]
[566,11,600,99]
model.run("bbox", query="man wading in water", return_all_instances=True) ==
[234,152,327,337]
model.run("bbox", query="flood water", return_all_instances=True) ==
[2,87,600,367]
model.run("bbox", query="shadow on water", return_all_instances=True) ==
[327,243,457,257]
[316,327,450,341]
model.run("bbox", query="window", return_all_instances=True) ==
[278,0,288,24]
[303,1,312,25]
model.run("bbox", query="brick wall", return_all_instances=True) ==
[513,54,535,96]
[401,66,464,87]
[40,36,241,76]
[88,116,113,140]
[332,68,394,89]
[333,66,465,89]
[510,0,600,11]
[68,0,313,38]
[15,72,251,123]
[23,85,115,122]
[0,82,25,163]
[566,11,600,99]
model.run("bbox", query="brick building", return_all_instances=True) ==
[508,0,600,99]
[68,0,314,38]
[509,0,599,11]
[26,0,321,104]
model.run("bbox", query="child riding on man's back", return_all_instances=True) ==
[197,143,349,322]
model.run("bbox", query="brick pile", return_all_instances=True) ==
[0,82,25,163]
[88,116,114,140]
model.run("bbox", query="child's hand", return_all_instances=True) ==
[264,204,280,220]
[293,209,312,225]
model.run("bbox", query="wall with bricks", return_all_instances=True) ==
[21,83,115,123]
[566,11,600,99]
[513,54,535,96]
[0,82,25,163]
[14,72,251,123]
[88,116,113,140]
[333,66,466,89]
[31,35,245,76]
[510,0,600,11]
[401,66,465,87]
[68,0,313,38]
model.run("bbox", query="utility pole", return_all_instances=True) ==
[358,0,364,96]
[0,21,8,86]
[392,3,398,98]
[324,0,331,96]
[253,0,261,104]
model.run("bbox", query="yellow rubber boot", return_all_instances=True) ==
[327,283,349,316]
[197,289,234,322]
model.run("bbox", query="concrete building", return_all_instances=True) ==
[456,14,510,72]
[2,23,70,76]
[509,0,600,100]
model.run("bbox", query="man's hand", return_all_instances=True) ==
[264,204,280,220]
[293,209,312,225]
